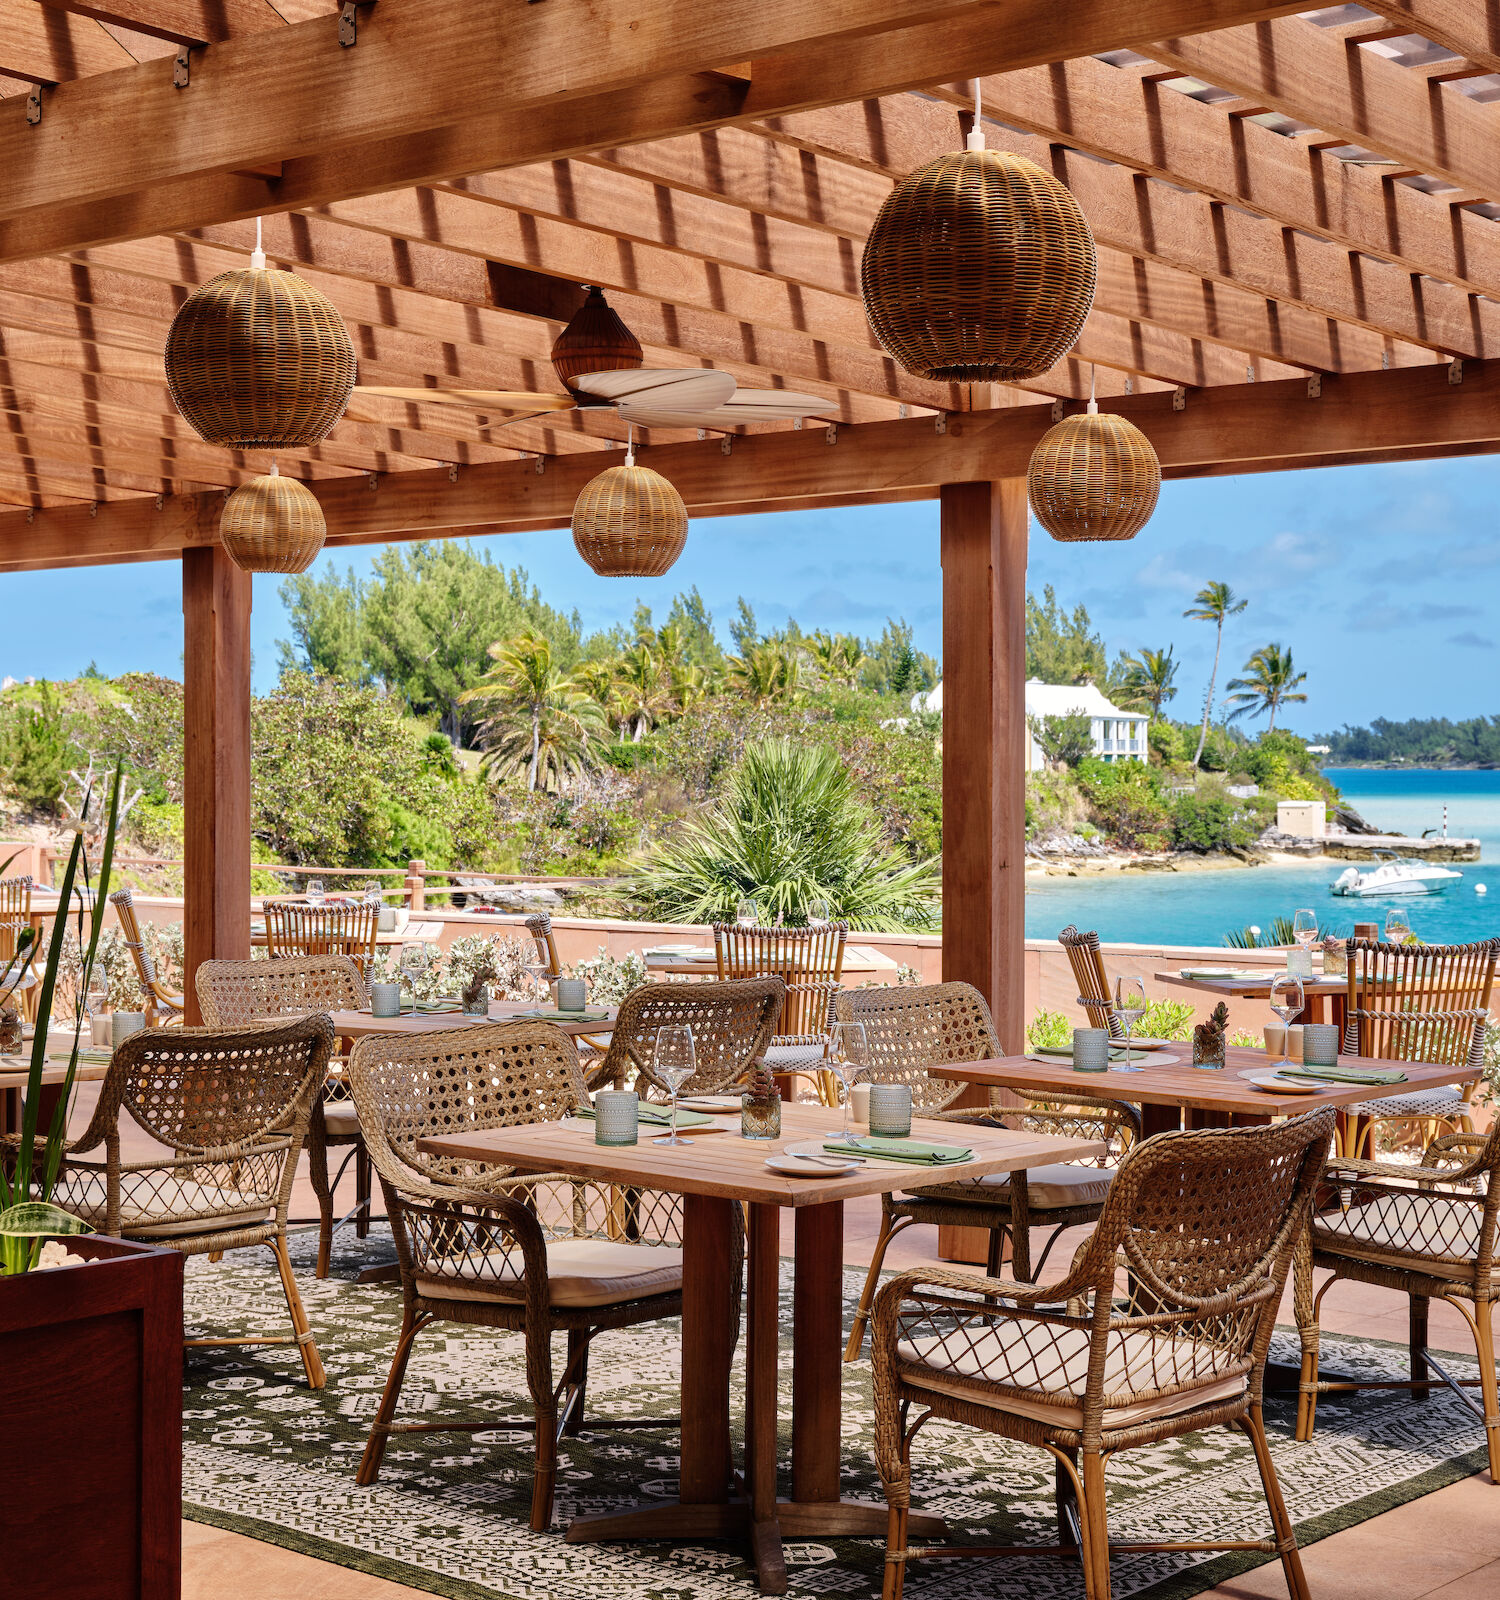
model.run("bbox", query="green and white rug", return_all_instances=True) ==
[181,1229,1488,1600]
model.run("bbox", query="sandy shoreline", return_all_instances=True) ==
[1026,848,1337,878]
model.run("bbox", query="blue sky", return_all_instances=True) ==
[3,453,1495,734]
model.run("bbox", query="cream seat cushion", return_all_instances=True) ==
[1313,1191,1481,1280]
[417,1236,684,1309]
[322,1101,361,1137]
[55,1172,271,1239]
[908,1163,1114,1210]
[762,1042,829,1070]
[898,1321,1246,1429]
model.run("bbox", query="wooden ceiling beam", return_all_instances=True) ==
[0,0,134,82]
[3,358,1498,572]
[37,0,289,46]
[1147,15,1500,202]
[1363,3,1500,76]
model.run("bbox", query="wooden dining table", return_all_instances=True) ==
[328,998,617,1042]
[0,1054,110,1135]
[417,1101,1101,1594]
[1153,966,1348,1027]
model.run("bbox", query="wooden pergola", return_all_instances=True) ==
[1,0,1497,1029]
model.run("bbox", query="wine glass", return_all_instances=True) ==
[652,1025,697,1146]
[806,898,831,929]
[522,953,551,1009]
[306,878,326,908]
[363,882,383,910]
[829,1021,870,1145]
[398,940,428,1010]
[735,898,759,929]
[1385,908,1411,946]
[1292,909,1318,949]
[1112,976,1147,1071]
[1269,974,1305,1070]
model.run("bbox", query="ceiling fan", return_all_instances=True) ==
[352,287,832,432]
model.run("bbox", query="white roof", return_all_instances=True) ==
[914,679,1139,719]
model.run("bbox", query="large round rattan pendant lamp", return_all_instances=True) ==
[165,223,356,450]
[860,96,1096,382]
[219,463,327,574]
[571,432,687,577]
[1027,383,1161,543]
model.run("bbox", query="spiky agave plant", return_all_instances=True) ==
[0,768,122,1274]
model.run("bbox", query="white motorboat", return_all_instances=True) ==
[1331,856,1463,897]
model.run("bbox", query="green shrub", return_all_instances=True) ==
[0,681,70,815]
[1136,831,1169,853]
[1172,791,1256,853]
[1076,758,1171,845]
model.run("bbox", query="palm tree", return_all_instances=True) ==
[1183,582,1248,767]
[1223,643,1308,732]
[729,640,801,706]
[613,641,676,741]
[458,631,606,792]
[810,630,867,688]
[1118,646,1179,719]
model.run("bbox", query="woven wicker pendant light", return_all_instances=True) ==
[1027,380,1161,543]
[571,431,687,577]
[861,96,1096,383]
[219,464,327,574]
[165,222,355,450]
[551,287,644,392]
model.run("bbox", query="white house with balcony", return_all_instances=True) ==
[913,679,1148,770]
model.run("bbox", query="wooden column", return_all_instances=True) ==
[939,479,1028,1264]
[182,547,252,1023]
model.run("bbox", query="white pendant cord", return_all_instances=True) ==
[966,79,985,151]
[624,422,636,468]
[251,215,266,271]
[1088,364,1099,415]
[269,458,278,477]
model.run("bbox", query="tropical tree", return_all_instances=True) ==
[1223,643,1308,733]
[1183,581,1248,768]
[629,738,940,931]
[1027,711,1094,770]
[729,640,801,706]
[1118,646,1179,719]
[810,630,867,689]
[459,631,605,792]
[612,641,676,741]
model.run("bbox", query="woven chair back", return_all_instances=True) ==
[0,874,32,918]
[108,888,173,1008]
[264,899,379,969]
[1341,936,1499,1069]
[598,977,784,1097]
[98,1016,334,1154]
[1058,925,1126,1040]
[834,980,998,1115]
[196,954,369,1026]
[348,1021,590,1187]
[713,923,847,1039]
[0,873,33,980]
[524,913,563,979]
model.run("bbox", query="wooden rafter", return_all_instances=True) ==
[38,0,290,46]
[0,0,134,82]
[1364,2,1500,75]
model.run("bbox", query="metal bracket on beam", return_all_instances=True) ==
[1381,349,1391,371]
[1172,386,1186,411]
[89,501,98,518]
[721,435,732,456]
[825,424,838,445]
[1051,399,1065,422]
[1123,375,1134,396]
[1307,373,1321,399]
[934,413,947,435]
[174,47,191,88]
[25,86,41,125]
[792,418,802,430]
[340,2,359,46]
[696,428,707,440]
[155,494,165,509]
[367,474,379,491]
[447,464,458,483]
[898,404,909,419]
[534,455,545,475]
[1449,358,1464,385]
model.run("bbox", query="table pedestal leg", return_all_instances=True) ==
[1140,1104,1181,1140]
[746,1203,786,1594]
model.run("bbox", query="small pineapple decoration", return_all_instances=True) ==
[0,1005,21,1054]
[741,1058,782,1139]
[1192,1001,1230,1069]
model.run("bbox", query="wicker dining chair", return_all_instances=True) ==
[838,981,1139,1363]
[1058,925,1128,1041]
[1334,936,1499,1160]
[590,975,783,1096]
[1294,1116,1500,1481]
[524,911,611,1058]
[873,1110,1335,1600]
[196,954,371,1279]
[0,875,37,1021]
[109,887,186,1026]
[713,921,848,1100]
[33,1016,334,1388]
[347,1020,730,1531]
[264,898,379,975]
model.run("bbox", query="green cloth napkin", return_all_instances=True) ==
[575,1102,713,1128]
[822,1136,972,1166]
[509,1007,611,1022]
[71,1047,115,1064]
[1276,1064,1408,1086]
[410,997,464,1013]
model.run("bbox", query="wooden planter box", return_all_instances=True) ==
[0,1236,183,1600]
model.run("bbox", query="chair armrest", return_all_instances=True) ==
[1324,1155,1482,1190]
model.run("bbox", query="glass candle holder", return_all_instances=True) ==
[740,1093,781,1140]
[370,982,402,1019]
[1322,943,1347,978]
[1072,1027,1110,1072]
[111,1012,146,1046]
[462,984,489,1017]
[555,977,587,1012]
[1302,1024,1340,1067]
[1286,946,1313,979]
[869,1083,912,1138]
[593,1091,639,1146]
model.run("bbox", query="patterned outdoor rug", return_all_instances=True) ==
[181,1228,1488,1600]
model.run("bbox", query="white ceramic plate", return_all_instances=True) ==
[1240,1069,1322,1095]
[766,1141,862,1177]
[679,1094,744,1112]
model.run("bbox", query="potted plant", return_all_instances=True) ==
[0,770,184,1600]
[445,933,505,1015]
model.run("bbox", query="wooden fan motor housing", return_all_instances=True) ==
[165,267,356,450]
[571,463,688,577]
[551,287,644,390]
[861,149,1096,383]
[220,472,328,574]
[1027,410,1161,542]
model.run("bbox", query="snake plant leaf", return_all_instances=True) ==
[0,1201,92,1237]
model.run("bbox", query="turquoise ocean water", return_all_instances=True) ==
[1024,768,1500,948]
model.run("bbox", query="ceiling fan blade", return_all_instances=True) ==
[688,390,834,426]
[571,368,737,412]
[353,386,577,412]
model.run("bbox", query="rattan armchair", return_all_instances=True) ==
[839,981,1140,1362]
[348,1021,728,1531]
[524,911,610,1057]
[1059,925,1128,1041]
[1294,1116,1500,1481]
[109,888,185,1026]
[713,921,847,1100]
[264,897,379,974]
[873,1110,1335,1600]
[0,874,36,1021]
[33,1016,334,1388]
[590,975,783,1096]
[1337,936,1498,1159]
[196,954,370,1279]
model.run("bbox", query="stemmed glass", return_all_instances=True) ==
[735,898,759,929]
[398,940,428,1012]
[1292,909,1318,950]
[829,1021,870,1145]
[1269,974,1305,1071]
[807,899,831,929]
[1385,908,1411,946]
[1113,975,1147,1071]
[306,878,326,908]
[363,882,384,912]
[652,1025,697,1146]
[522,954,551,1010]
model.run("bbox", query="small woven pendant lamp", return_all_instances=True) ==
[165,220,356,450]
[551,287,644,392]
[1027,373,1161,543]
[571,430,688,577]
[861,90,1096,382]
[219,463,327,574]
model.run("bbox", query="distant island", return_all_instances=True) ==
[1314,714,1500,768]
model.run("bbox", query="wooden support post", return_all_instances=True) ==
[938,479,1028,1264]
[181,547,252,1024]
